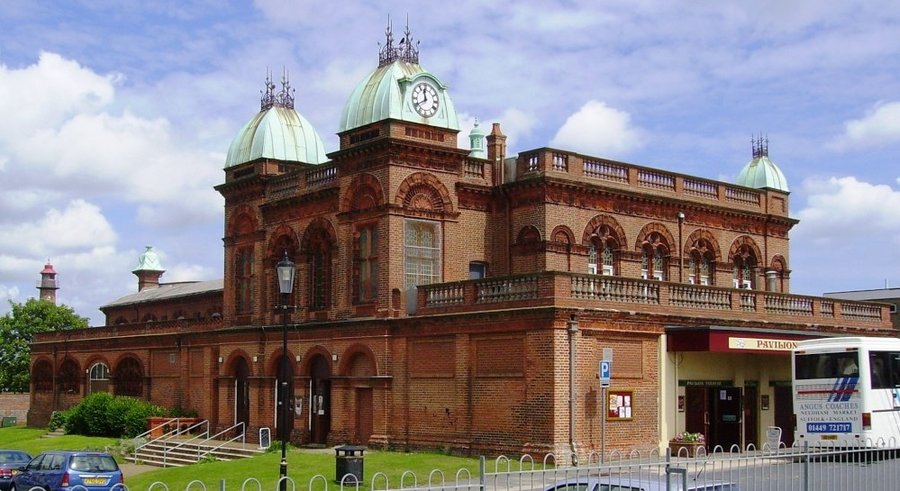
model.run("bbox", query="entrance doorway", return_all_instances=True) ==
[234,357,250,429]
[309,354,331,444]
[685,386,743,450]
[774,384,794,447]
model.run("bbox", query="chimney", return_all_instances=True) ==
[486,122,507,186]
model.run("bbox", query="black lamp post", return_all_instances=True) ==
[276,252,295,490]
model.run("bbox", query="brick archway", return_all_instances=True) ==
[342,173,385,212]
[395,172,454,213]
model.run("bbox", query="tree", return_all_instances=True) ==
[0,299,89,392]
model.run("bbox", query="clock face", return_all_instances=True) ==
[411,82,439,117]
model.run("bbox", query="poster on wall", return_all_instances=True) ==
[607,390,633,421]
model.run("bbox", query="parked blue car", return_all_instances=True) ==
[0,450,32,491]
[11,451,123,491]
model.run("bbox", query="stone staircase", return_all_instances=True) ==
[129,435,265,467]
[127,420,264,467]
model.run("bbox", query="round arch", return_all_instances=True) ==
[550,225,574,246]
[582,215,627,247]
[728,235,762,264]
[684,229,722,259]
[337,343,379,377]
[634,222,675,252]
[395,172,454,213]
[342,173,385,212]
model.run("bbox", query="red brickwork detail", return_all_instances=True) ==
[474,336,524,376]
[410,338,455,377]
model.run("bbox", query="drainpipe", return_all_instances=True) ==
[567,315,579,464]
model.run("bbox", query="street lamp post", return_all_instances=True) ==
[276,252,295,491]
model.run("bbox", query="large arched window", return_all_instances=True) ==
[640,232,668,281]
[588,225,619,276]
[33,360,53,392]
[88,362,110,394]
[57,359,79,394]
[688,239,716,285]
[114,357,143,397]
[303,221,335,310]
[732,245,758,289]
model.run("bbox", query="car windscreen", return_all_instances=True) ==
[70,456,118,472]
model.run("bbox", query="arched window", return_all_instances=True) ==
[33,360,53,392]
[235,247,254,314]
[688,239,716,285]
[732,245,757,289]
[304,223,334,310]
[114,357,143,397]
[354,224,379,303]
[588,225,619,275]
[640,232,668,280]
[57,359,79,394]
[88,362,110,394]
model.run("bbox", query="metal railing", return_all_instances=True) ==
[132,418,209,466]
[131,442,900,491]
[196,421,246,461]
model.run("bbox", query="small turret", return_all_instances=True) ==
[468,119,487,159]
[133,246,165,291]
[37,261,59,304]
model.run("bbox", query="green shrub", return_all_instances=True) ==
[61,393,167,438]
[47,410,71,432]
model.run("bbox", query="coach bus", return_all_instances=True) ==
[792,337,900,447]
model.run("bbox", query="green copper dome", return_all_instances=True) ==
[339,26,459,133]
[225,75,327,168]
[133,246,164,273]
[736,138,789,192]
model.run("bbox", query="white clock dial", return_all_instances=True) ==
[411,82,439,117]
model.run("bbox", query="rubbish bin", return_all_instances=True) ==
[335,445,365,483]
[1,416,16,427]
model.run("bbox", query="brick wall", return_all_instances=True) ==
[0,393,29,424]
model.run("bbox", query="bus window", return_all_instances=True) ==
[870,352,889,389]
[795,352,859,379]
[891,353,900,388]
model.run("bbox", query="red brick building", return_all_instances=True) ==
[29,27,893,458]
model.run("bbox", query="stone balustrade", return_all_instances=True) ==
[416,272,890,331]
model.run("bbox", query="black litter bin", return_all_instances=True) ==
[335,445,365,483]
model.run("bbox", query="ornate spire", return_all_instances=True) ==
[378,16,419,67]
[751,133,769,159]
[260,68,295,111]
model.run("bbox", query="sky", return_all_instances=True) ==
[1,0,899,326]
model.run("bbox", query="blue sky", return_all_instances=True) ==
[1,0,899,325]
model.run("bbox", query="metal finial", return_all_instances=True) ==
[378,15,419,67]
[260,68,277,111]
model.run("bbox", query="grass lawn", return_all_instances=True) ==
[1,427,540,491]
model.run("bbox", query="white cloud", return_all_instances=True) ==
[0,199,117,257]
[0,285,21,306]
[550,100,645,157]
[830,101,900,150]
[0,52,116,139]
[794,176,900,244]
[790,176,900,294]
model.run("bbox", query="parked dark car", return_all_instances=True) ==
[0,451,32,491]
[544,476,740,491]
[11,451,123,491]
